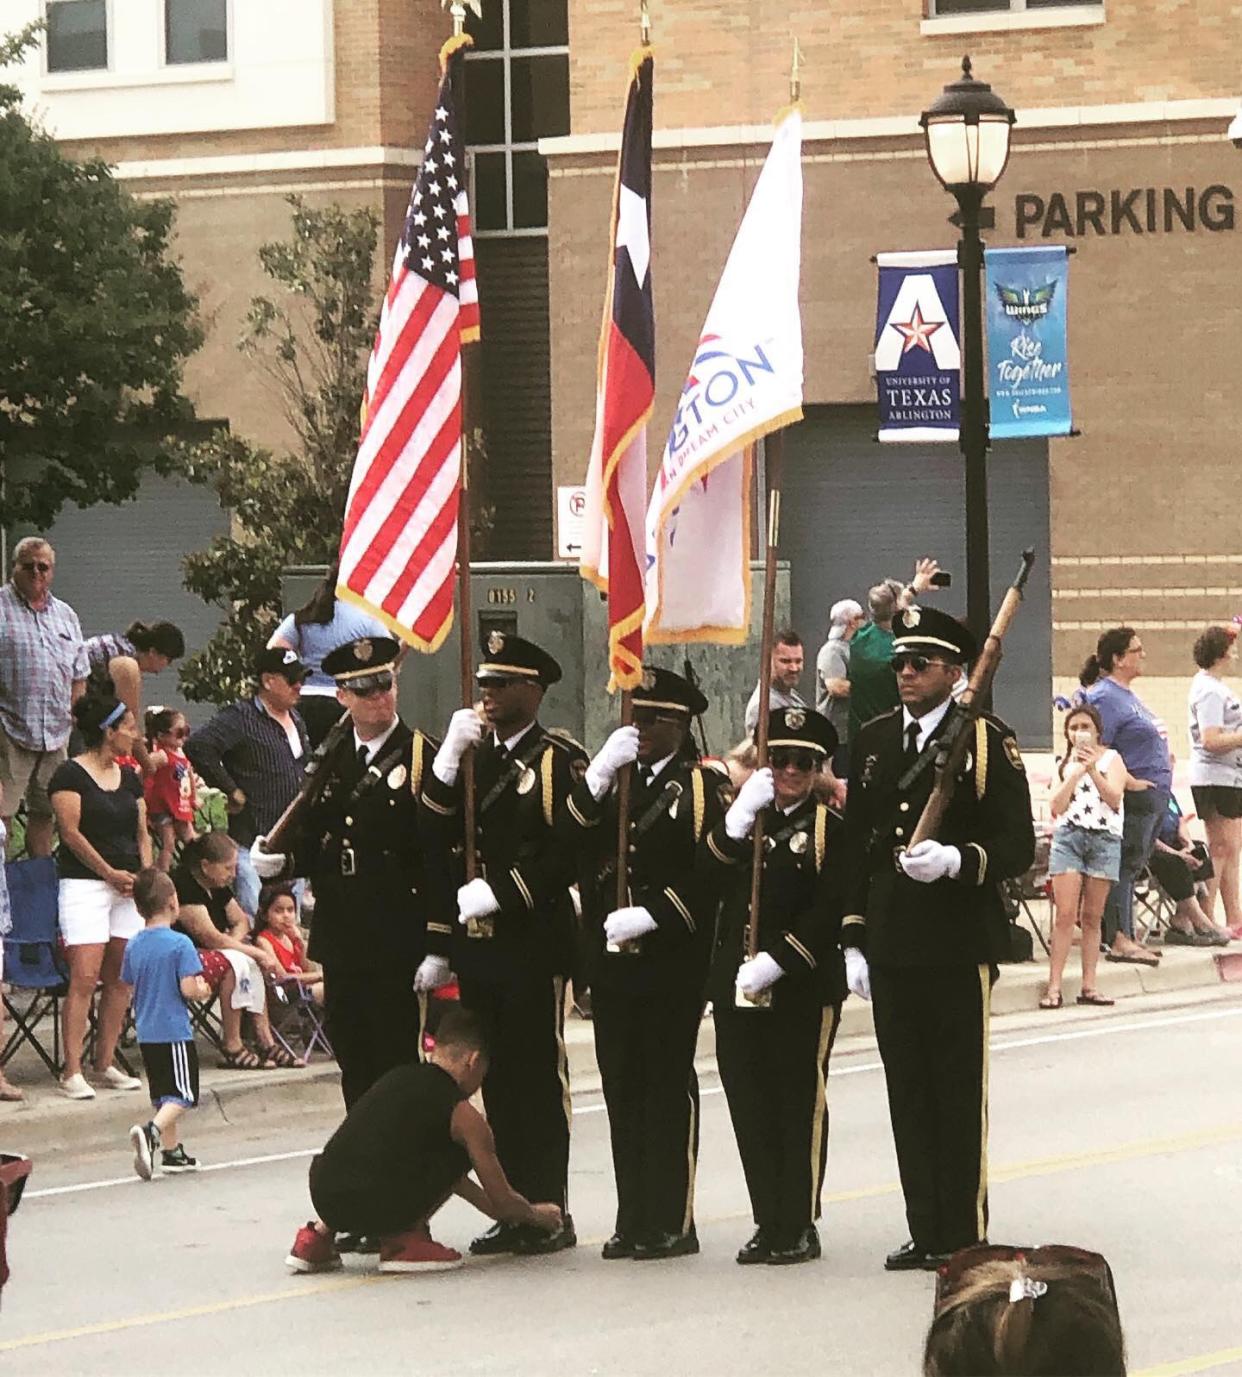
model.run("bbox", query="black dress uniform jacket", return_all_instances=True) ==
[559,752,728,1244]
[290,720,451,1107]
[839,702,1035,1257]
[699,794,847,1244]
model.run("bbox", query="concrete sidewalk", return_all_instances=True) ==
[3,936,1236,1163]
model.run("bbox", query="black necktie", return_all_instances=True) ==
[904,720,921,764]
[639,766,655,792]
[356,744,370,773]
[495,741,509,763]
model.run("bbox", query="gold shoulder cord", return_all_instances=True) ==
[814,803,828,871]
[541,745,555,827]
[691,768,706,842]
[974,718,989,802]
[411,732,425,796]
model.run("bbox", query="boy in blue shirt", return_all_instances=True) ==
[121,870,210,1179]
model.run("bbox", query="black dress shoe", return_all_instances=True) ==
[601,1233,637,1260]
[469,1221,530,1256]
[884,1240,949,1272]
[515,1214,577,1255]
[632,1229,700,1261]
[767,1225,821,1266]
[736,1226,774,1265]
[336,1233,380,1255]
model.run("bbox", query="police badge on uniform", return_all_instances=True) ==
[1004,736,1025,772]
[387,763,408,790]
[517,765,537,795]
[789,830,809,855]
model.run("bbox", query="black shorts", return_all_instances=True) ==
[139,1041,199,1109]
[1191,785,1242,821]
[308,1155,454,1238]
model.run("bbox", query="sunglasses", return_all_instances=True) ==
[18,561,52,574]
[891,653,950,674]
[478,676,523,691]
[769,747,817,772]
[933,1243,1117,1316]
[351,672,395,698]
[633,706,684,727]
[167,727,190,740]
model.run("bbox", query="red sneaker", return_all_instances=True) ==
[286,1223,342,1274]
[377,1232,464,1273]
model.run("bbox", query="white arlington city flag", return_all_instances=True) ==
[644,106,804,644]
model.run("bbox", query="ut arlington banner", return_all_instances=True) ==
[874,250,960,443]
[985,245,1072,439]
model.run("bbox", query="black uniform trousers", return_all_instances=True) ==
[713,998,841,1239]
[592,983,702,1240]
[458,971,570,1209]
[870,962,993,1254]
[324,964,425,1110]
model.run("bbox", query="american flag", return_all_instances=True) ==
[579,51,655,691]
[337,48,480,653]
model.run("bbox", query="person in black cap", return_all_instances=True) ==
[185,646,311,916]
[838,604,1034,1273]
[420,630,587,1257]
[251,636,454,1135]
[559,666,730,1261]
[699,706,848,1267]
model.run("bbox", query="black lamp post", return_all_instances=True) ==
[920,57,1015,643]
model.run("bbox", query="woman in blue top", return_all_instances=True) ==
[1079,626,1171,965]
[269,563,390,748]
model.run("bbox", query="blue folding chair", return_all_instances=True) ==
[2,859,69,1076]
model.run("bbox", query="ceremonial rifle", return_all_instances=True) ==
[263,711,354,854]
[906,547,1035,849]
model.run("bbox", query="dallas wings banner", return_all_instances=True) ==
[580,50,655,690]
[874,250,960,443]
[985,245,1072,439]
[644,107,804,645]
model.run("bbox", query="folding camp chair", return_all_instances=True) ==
[187,990,228,1057]
[1,859,69,1076]
[267,976,333,1062]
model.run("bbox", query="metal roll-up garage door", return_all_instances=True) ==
[780,404,1052,747]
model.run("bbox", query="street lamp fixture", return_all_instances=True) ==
[920,57,1016,645]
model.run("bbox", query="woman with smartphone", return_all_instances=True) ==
[1041,705,1128,1007]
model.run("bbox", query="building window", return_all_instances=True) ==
[931,0,1100,12]
[46,0,108,73]
[463,0,569,236]
[165,0,228,65]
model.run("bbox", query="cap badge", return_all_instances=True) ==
[904,607,922,628]
[487,631,505,655]
[281,650,298,666]
[641,668,657,691]
[354,639,374,663]
[785,708,806,730]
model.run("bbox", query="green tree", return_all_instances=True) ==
[176,195,380,705]
[0,25,202,528]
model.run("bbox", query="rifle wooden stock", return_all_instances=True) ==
[908,549,1035,850]
[263,712,353,854]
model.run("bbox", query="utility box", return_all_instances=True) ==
[282,562,791,755]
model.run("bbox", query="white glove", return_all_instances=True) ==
[584,726,640,801]
[735,951,784,997]
[433,709,484,785]
[604,905,658,945]
[457,877,500,926]
[250,836,287,880]
[724,767,775,841]
[414,954,453,993]
[899,839,962,884]
[845,947,871,1001]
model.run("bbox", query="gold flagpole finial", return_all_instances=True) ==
[640,0,652,47]
[790,35,802,104]
[441,0,482,38]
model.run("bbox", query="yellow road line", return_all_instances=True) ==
[5,1119,1242,1355]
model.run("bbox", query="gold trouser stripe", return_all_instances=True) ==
[511,868,534,911]
[682,1084,698,1235]
[809,1004,838,1220]
[664,887,695,933]
[969,841,989,887]
[976,963,992,1240]
[416,991,429,1063]
[553,975,572,1133]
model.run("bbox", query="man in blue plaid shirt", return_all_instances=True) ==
[0,538,89,860]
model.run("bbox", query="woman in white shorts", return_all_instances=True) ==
[48,688,152,1100]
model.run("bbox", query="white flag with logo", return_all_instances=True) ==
[644,107,803,644]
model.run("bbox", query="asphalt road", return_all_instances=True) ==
[4,988,1242,1376]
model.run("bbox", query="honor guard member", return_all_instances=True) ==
[700,707,847,1267]
[839,605,1034,1272]
[560,667,728,1261]
[420,631,586,1256]
[252,636,454,1111]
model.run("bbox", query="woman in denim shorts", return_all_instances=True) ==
[1042,706,1126,1008]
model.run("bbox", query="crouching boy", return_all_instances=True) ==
[122,869,212,1178]
[287,1007,562,1273]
